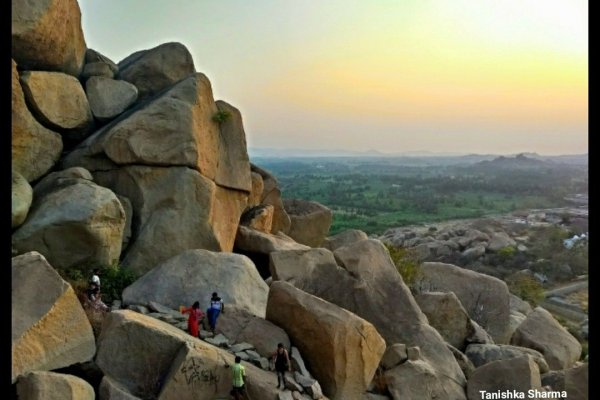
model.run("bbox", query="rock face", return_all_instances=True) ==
[414,291,473,350]
[92,166,247,274]
[419,262,511,343]
[269,241,467,397]
[236,226,310,254]
[251,164,291,234]
[12,0,87,76]
[465,344,550,373]
[85,76,138,122]
[117,42,195,101]
[12,171,33,228]
[16,371,95,400]
[466,356,542,400]
[12,252,96,383]
[123,249,269,318]
[240,204,275,233]
[12,60,62,182]
[511,307,582,370]
[322,229,369,252]
[267,281,386,400]
[283,199,333,247]
[96,310,281,399]
[99,376,142,400]
[12,178,126,270]
[19,71,94,141]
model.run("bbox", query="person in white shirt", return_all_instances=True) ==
[90,269,101,288]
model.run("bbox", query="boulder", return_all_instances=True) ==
[294,372,324,399]
[447,344,476,380]
[86,76,138,122]
[461,245,486,261]
[216,307,290,357]
[12,252,96,383]
[380,344,408,370]
[565,363,588,400]
[507,310,527,339]
[466,356,542,400]
[267,281,386,400]
[115,194,133,250]
[248,171,264,207]
[283,199,333,247]
[414,291,473,350]
[322,229,369,252]
[117,42,195,101]
[12,179,126,270]
[419,262,511,343]
[85,49,119,74]
[240,204,274,233]
[487,232,517,252]
[511,307,582,370]
[251,164,291,233]
[92,166,247,274]
[12,59,62,182]
[123,249,268,317]
[269,241,467,397]
[510,294,533,315]
[385,359,467,400]
[16,371,95,400]
[99,375,142,400]
[32,167,94,199]
[12,0,86,76]
[95,310,281,399]
[81,62,115,79]
[12,171,32,228]
[465,344,550,373]
[20,71,94,140]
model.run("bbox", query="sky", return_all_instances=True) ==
[79,0,588,155]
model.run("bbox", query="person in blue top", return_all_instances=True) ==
[206,292,224,334]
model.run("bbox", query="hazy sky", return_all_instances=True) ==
[79,0,588,155]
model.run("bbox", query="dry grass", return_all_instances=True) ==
[566,289,588,312]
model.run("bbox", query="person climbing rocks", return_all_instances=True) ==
[86,282,109,312]
[272,343,291,389]
[206,292,224,334]
[231,355,246,400]
[90,268,101,289]
[181,301,205,338]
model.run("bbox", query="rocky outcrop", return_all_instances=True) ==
[12,252,96,383]
[487,232,517,252]
[465,344,549,373]
[251,164,291,234]
[419,262,511,343]
[32,167,94,198]
[92,166,247,274]
[95,310,281,399]
[16,371,95,400]
[322,229,368,251]
[511,307,582,370]
[240,204,274,233]
[248,171,264,207]
[85,49,118,76]
[12,178,126,270]
[19,71,94,141]
[123,249,268,317]
[466,356,542,400]
[283,199,333,247]
[85,76,138,122]
[12,0,86,76]
[117,42,195,101]
[12,171,32,228]
[267,281,386,400]
[12,60,62,182]
[269,241,467,397]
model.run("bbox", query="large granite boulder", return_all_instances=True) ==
[19,71,94,141]
[239,204,274,233]
[92,166,247,274]
[266,281,386,400]
[465,344,550,373]
[12,178,126,270]
[12,171,32,228]
[12,252,96,383]
[32,167,94,199]
[12,0,86,76]
[322,229,368,252]
[466,356,542,400]
[117,42,195,101]
[16,371,95,400]
[419,262,511,343]
[283,199,333,247]
[95,310,281,399]
[85,49,118,75]
[85,76,138,122]
[99,376,142,400]
[248,171,264,207]
[216,307,290,357]
[251,164,291,234]
[511,307,582,370]
[123,249,268,318]
[269,241,467,398]
[12,59,62,182]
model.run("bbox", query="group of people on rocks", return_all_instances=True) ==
[181,292,225,337]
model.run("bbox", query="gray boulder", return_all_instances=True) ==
[466,356,541,400]
[465,343,550,373]
[32,167,94,199]
[123,249,268,318]
[86,76,138,122]
[240,204,275,233]
[85,49,119,74]
[12,171,32,228]
[117,42,195,101]
[487,232,517,252]
[81,62,115,79]
[99,375,142,400]
[16,371,94,400]
[322,229,369,251]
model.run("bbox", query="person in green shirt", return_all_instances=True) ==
[231,356,246,400]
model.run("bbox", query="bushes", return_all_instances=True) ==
[212,109,231,123]
[385,244,421,289]
[507,274,545,306]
